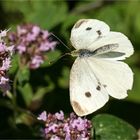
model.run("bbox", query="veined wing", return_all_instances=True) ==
[87,57,133,99]
[90,32,134,60]
[70,57,109,116]
[70,19,110,50]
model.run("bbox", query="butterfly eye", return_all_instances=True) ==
[86,27,92,31]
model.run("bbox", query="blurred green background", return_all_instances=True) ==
[0,0,140,138]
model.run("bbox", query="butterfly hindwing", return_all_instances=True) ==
[70,57,109,116]
[86,57,133,99]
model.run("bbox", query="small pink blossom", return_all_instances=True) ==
[0,42,6,52]
[48,124,58,133]
[17,26,27,36]
[63,123,70,134]
[6,45,14,55]
[71,117,87,131]
[0,77,9,85]
[32,26,40,37]
[17,44,26,54]
[37,111,47,121]
[41,30,49,39]
[0,58,11,70]
[55,110,64,120]
[29,55,43,69]
[0,29,8,37]
[39,41,57,51]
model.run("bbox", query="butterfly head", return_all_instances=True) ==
[70,50,79,57]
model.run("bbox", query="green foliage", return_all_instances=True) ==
[2,0,68,30]
[127,67,140,103]
[8,54,19,74]
[18,66,30,84]
[41,50,61,67]
[92,114,137,140]
[58,66,70,88]
[18,83,33,107]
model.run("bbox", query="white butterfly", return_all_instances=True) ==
[69,19,134,116]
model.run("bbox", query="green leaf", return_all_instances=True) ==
[18,83,33,106]
[95,5,124,32]
[8,54,19,75]
[127,67,140,104]
[18,66,30,84]
[0,99,13,110]
[92,114,137,140]
[58,66,69,88]
[15,113,34,126]
[41,50,61,67]
[32,75,54,101]
[61,13,86,40]
[27,1,68,29]
[2,0,68,30]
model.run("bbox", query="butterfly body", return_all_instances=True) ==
[69,19,134,116]
[71,43,119,59]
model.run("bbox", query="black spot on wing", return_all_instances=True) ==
[86,27,92,30]
[85,92,91,97]
[97,30,102,35]
[96,85,101,91]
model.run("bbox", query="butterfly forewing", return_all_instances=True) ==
[90,32,134,60]
[87,57,133,99]
[70,19,110,50]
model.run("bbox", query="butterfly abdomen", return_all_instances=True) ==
[71,43,119,58]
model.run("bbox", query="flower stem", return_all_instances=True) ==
[12,68,20,120]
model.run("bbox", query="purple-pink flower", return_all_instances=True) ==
[0,58,11,70]
[37,111,92,140]
[17,44,26,54]
[0,30,13,94]
[8,24,57,69]
[29,55,44,69]
[55,110,64,120]
[37,111,47,121]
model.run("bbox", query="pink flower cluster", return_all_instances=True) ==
[37,111,92,140]
[0,30,14,94]
[8,24,57,69]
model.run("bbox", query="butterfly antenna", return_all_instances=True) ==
[50,33,71,52]
[49,52,71,64]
